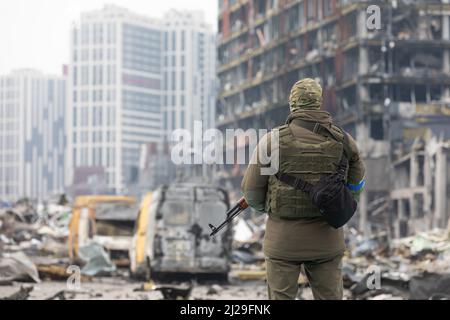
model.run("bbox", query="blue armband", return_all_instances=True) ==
[346,179,366,192]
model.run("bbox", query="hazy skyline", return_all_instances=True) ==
[0,0,218,75]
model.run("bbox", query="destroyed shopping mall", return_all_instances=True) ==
[217,0,450,238]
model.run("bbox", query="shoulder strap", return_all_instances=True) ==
[275,172,313,194]
[332,124,352,161]
[293,119,351,160]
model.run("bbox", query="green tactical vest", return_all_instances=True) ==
[266,124,345,219]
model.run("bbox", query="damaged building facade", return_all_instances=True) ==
[216,0,450,238]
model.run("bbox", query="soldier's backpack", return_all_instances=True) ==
[273,120,357,229]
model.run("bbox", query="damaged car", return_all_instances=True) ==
[129,184,231,281]
[68,196,138,267]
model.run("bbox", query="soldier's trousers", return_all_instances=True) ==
[265,254,344,300]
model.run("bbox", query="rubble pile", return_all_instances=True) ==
[0,198,72,284]
[228,215,450,300]
[1,198,449,301]
[230,217,266,281]
[343,227,450,300]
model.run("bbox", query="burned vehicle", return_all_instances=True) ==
[68,196,138,266]
[130,184,231,280]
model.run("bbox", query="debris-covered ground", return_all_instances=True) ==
[1,198,450,300]
[342,227,450,300]
[0,278,269,300]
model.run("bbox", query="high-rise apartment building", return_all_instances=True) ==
[67,6,216,195]
[67,5,163,194]
[0,69,66,201]
[162,10,217,139]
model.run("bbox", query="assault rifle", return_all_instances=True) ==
[209,197,249,237]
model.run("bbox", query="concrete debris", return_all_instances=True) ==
[232,250,260,265]
[0,197,73,289]
[45,289,92,300]
[0,197,70,254]
[231,215,266,267]
[0,252,40,283]
[45,290,69,300]
[345,227,450,300]
[409,273,450,300]
[1,285,34,300]
[0,279,13,286]
[3,199,39,224]
[133,281,156,292]
[77,243,117,277]
[37,264,91,282]
[133,280,194,300]
[369,294,404,300]
[153,283,193,300]
[206,284,222,295]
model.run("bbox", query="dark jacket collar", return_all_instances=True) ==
[286,109,333,126]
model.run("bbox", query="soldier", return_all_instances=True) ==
[241,78,366,300]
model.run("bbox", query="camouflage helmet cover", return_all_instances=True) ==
[289,78,323,111]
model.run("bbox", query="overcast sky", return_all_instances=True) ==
[0,0,218,76]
